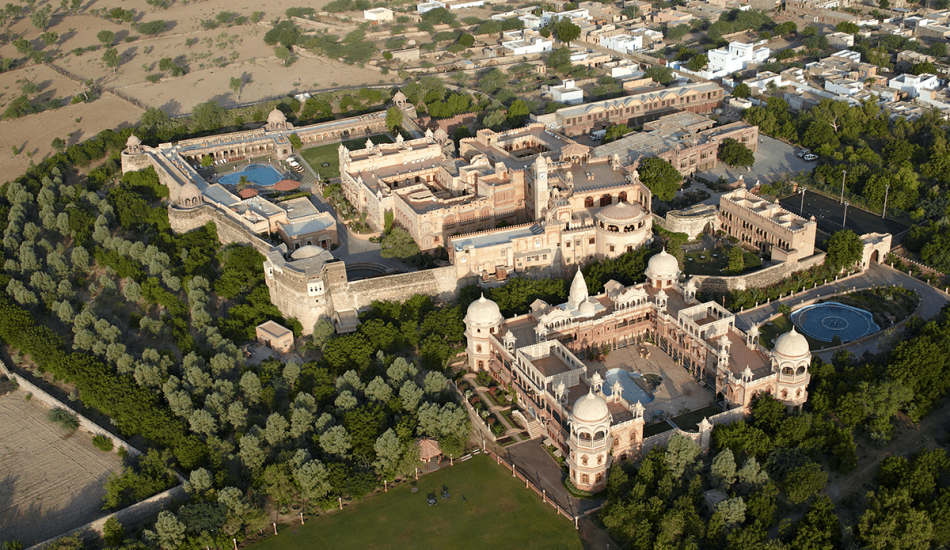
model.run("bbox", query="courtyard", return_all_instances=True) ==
[249,454,581,550]
[298,133,394,181]
[584,344,715,422]
[0,390,123,545]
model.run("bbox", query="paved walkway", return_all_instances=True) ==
[734,262,950,360]
[505,439,604,517]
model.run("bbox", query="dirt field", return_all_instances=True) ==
[0,390,123,546]
[0,92,143,178]
[0,65,86,113]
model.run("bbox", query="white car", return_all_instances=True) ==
[803,154,818,161]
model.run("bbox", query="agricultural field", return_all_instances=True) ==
[0,390,123,545]
[250,454,582,550]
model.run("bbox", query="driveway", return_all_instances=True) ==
[734,262,950,360]
[695,135,814,188]
[505,439,604,517]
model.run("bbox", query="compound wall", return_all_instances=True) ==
[693,252,826,293]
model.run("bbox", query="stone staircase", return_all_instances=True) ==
[525,420,544,440]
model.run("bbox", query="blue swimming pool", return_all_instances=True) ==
[790,301,880,343]
[218,164,282,187]
[602,368,654,404]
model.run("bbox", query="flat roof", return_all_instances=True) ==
[453,224,543,251]
[257,320,292,339]
[281,214,335,237]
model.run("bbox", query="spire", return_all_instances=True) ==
[568,268,589,310]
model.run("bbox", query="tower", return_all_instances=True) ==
[567,388,612,492]
[533,155,549,220]
[770,327,811,410]
[568,269,589,310]
[463,294,503,372]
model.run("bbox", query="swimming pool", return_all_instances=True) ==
[790,301,880,343]
[219,164,283,187]
[602,368,654,404]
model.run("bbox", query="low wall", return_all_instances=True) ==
[346,266,476,310]
[693,252,826,293]
[640,427,701,456]
[168,204,274,254]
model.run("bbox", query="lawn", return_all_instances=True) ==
[683,247,763,276]
[251,454,581,550]
[299,134,393,180]
[758,314,834,351]
[669,404,723,432]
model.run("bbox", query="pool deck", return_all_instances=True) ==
[217,163,285,187]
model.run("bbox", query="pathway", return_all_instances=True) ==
[505,439,605,517]
[461,373,522,439]
[734,262,950,360]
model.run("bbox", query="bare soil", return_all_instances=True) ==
[0,390,123,545]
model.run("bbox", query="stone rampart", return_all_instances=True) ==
[653,204,719,240]
[346,266,476,310]
[693,252,826,293]
[168,204,273,254]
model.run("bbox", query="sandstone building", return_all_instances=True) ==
[719,188,817,263]
[464,254,812,492]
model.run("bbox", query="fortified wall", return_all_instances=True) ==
[692,252,827,293]
[167,203,274,254]
[653,203,719,240]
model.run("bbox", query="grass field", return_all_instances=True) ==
[299,134,394,180]
[759,314,834,351]
[251,455,582,550]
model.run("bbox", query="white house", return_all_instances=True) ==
[502,31,553,55]
[601,33,642,54]
[541,8,591,26]
[745,71,784,91]
[707,41,771,78]
[417,0,445,13]
[550,79,584,104]
[447,0,485,10]
[364,7,394,21]
[825,78,864,96]
[888,73,941,98]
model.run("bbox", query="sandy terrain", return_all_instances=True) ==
[0,391,123,545]
[0,65,86,113]
[0,92,143,177]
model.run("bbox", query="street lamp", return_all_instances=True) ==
[882,184,890,219]
[842,201,849,229]
[800,187,806,215]
[840,170,847,204]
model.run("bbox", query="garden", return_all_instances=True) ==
[682,246,762,276]
[299,133,393,181]
[459,372,524,442]
[250,454,582,550]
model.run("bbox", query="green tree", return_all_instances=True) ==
[311,319,336,349]
[719,138,755,168]
[644,66,674,85]
[192,100,226,131]
[97,30,116,45]
[780,461,827,505]
[103,516,125,546]
[824,230,863,271]
[274,45,292,65]
[102,48,120,72]
[288,133,303,150]
[733,82,752,98]
[30,5,50,29]
[149,511,186,550]
[686,53,708,71]
[637,157,681,201]
[229,76,242,98]
[507,99,530,126]
[552,18,581,44]
[380,227,420,260]
[385,106,403,133]
[41,31,58,46]
[711,448,737,491]
[51,137,65,153]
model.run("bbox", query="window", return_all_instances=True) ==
[581,474,589,484]
[589,237,595,245]
[584,197,594,208]
[609,245,615,252]
[476,344,482,353]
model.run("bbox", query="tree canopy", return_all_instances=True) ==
[637,157,682,201]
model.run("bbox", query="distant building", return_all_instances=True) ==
[417,0,445,13]
[364,7,394,21]
[600,33,643,54]
[718,188,817,263]
[553,81,725,137]
[551,79,585,104]
[706,41,771,78]
[828,32,855,49]
[888,73,941,98]
[502,30,553,55]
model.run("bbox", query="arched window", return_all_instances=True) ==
[584,197,594,208]
[581,455,588,466]
[476,345,482,353]
[595,472,603,483]
[618,191,627,203]
[581,474,589,484]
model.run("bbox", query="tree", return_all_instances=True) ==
[288,133,303,150]
[637,157,681,201]
[41,31,58,46]
[719,138,755,168]
[716,497,747,526]
[644,66,674,85]
[373,428,403,478]
[824,230,862,271]
[229,76,242,98]
[149,511,185,550]
[879,0,890,8]
[294,460,331,502]
[780,461,827,505]
[319,425,352,457]
[507,99,530,126]
[274,45,293,65]
[30,5,50,30]
[380,228,419,260]
[686,53,708,72]
[192,100,226,131]
[51,137,65,153]
[311,319,336,349]
[103,516,125,546]
[733,82,751,98]
[97,30,116,45]
[664,433,700,478]
[711,449,737,491]
[102,48,120,72]
[552,18,581,44]
[385,106,403,133]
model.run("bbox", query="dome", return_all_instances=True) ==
[597,201,643,223]
[126,134,141,147]
[773,326,810,358]
[572,388,610,423]
[645,248,680,281]
[465,294,503,327]
[267,108,287,125]
[434,128,448,142]
[179,182,201,201]
[291,245,329,260]
[579,299,596,316]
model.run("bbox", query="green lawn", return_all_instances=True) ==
[683,247,730,276]
[669,404,723,432]
[299,134,393,180]
[251,455,581,550]
[759,314,834,351]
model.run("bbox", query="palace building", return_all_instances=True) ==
[464,251,811,492]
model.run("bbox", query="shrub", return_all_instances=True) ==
[93,434,115,452]
[48,407,80,432]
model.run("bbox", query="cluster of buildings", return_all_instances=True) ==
[463,252,812,491]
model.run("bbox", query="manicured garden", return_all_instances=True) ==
[758,314,833,351]
[682,246,762,276]
[299,134,393,180]
[251,455,582,550]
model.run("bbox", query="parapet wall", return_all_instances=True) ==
[693,252,826,293]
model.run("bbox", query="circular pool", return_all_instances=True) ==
[602,369,654,404]
[790,302,880,343]
[219,164,283,187]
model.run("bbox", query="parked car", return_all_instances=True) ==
[796,149,811,158]
[803,154,818,161]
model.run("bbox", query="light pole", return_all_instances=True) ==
[882,184,890,219]
[840,170,847,204]
[800,187,806,215]
[842,201,849,229]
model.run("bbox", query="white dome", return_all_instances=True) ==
[267,108,287,125]
[591,371,603,385]
[579,299,596,316]
[291,245,329,260]
[465,294,503,327]
[572,388,610,423]
[126,134,141,147]
[645,248,680,281]
[773,326,810,358]
[597,201,644,223]
[179,182,201,201]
